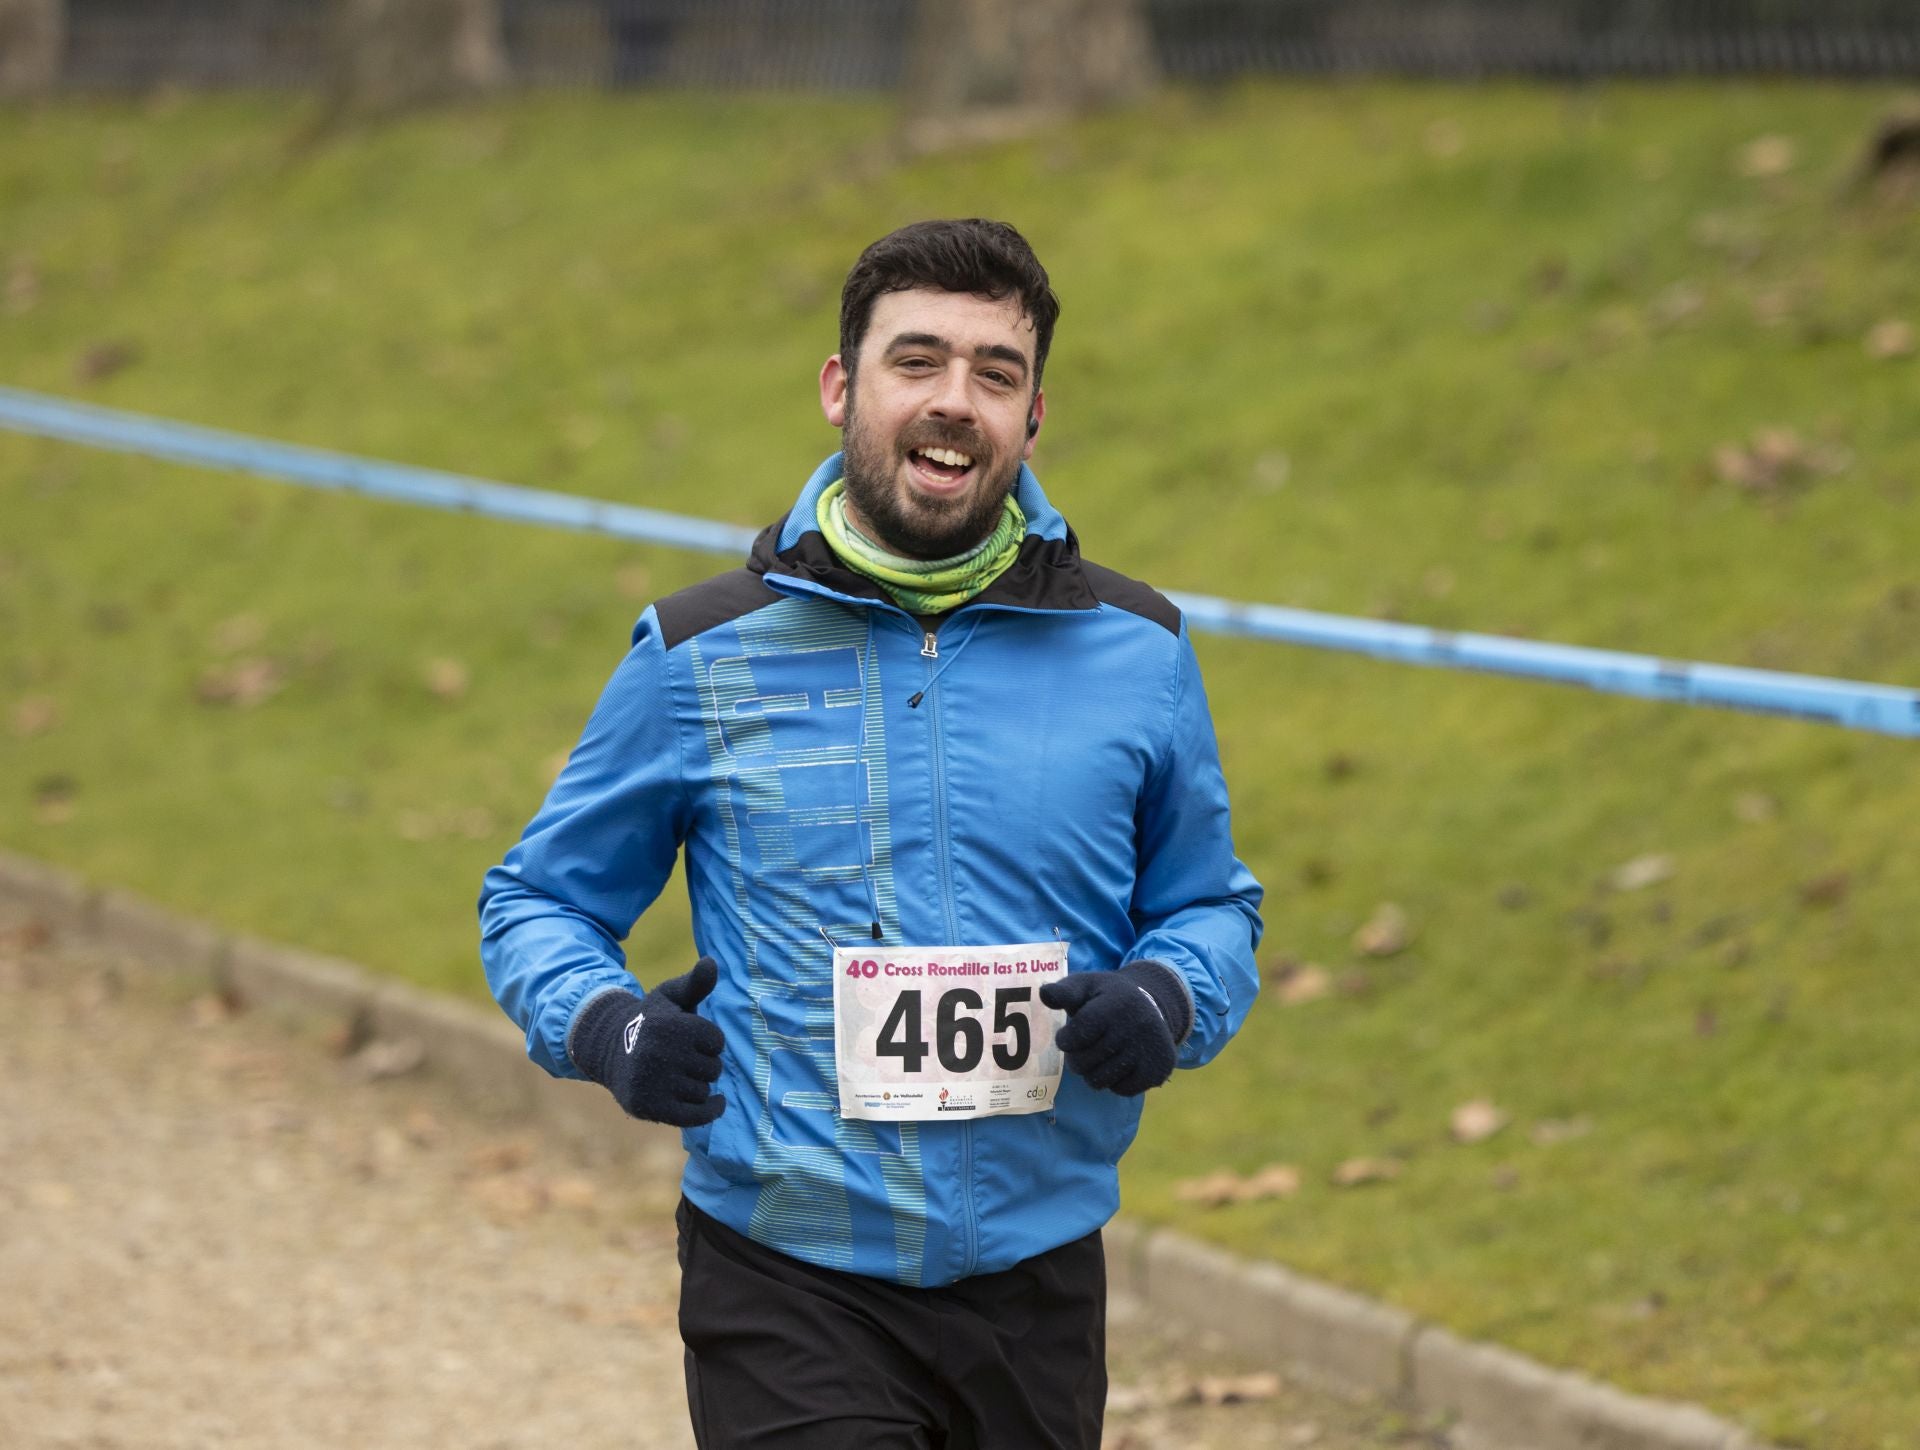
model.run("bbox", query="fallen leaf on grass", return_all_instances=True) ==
[1606,853,1674,892]
[1864,320,1914,360]
[1173,1163,1302,1207]
[1242,1163,1304,1199]
[1331,1157,1402,1188]
[1799,872,1851,908]
[1352,903,1411,957]
[1735,134,1796,178]
[1275,964,1333,1006]
[32,774,77,824]
[195,657,283,708]
[1450,1099,1509,1144]
[615,563,652,599]
[11,697,59,737]
[1174,1171,1244,1207]
[1734,791,1779,823]
[74,339,140,383]
[1711,428,1851,494]
[423,657,469,699]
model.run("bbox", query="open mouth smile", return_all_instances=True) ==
[906,445,978,494]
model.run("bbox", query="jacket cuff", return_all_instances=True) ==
[1120,960,1194,1046]
[566,986,646,1081]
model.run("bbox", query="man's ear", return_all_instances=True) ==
[1021,388,1046,460]
[820,355,849,428]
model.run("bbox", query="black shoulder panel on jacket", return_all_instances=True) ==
[1079,560,1181,636]
[654,567,783,651]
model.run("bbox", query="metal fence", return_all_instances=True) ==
[39,0,1920,93]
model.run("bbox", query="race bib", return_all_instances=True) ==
[833,942,1067,1121]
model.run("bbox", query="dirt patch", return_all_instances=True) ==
[0,907,1434,1449]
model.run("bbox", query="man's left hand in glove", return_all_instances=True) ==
[1038,961,1193,1096]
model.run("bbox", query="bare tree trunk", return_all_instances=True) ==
[0,0,63,99]
[904,0,1156,143]
[327,0,507,116]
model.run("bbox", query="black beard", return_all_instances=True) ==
[839,396,1021,560]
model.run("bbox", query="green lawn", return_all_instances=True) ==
[3,84,1917,1447]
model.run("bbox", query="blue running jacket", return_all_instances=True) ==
[479,457,1263,1286]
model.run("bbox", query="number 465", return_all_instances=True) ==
[876,987,1031,1073]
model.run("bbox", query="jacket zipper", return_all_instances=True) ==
[921,619,977,1277]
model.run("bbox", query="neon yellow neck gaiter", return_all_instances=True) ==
[816,479,1026,616]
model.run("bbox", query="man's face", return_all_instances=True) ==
[820,287,1046,560]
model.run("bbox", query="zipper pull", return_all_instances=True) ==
[921,631,939,659]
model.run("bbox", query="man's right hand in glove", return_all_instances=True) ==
[567,957,728,1127]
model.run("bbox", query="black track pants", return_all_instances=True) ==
[675,1197,1107,1449]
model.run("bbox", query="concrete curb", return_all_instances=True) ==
[0,851,1775,1450]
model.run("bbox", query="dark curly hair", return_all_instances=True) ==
[838,219,1060,389]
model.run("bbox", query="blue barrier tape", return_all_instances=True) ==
[5,385,1917,738]
[0,385,760,558]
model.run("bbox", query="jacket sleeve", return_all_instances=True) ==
[1123,621,1264,1068]
[477,608,692,1079]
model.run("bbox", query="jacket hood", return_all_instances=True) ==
[748,452,1100,615]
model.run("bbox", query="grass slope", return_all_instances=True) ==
[3,85,1917,1446]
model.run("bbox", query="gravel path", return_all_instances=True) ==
[0,908,1435,1450]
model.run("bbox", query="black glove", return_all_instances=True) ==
[569,957,728,1127]
[1038,961,1193,1096]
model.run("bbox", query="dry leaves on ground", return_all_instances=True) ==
[75,339,140,383]
[196,657,284,708]
[1274,963,1333,1007]
[1606,853,1675,892]
[1864,319,1915,360]
[1735,134,1797,179]
[1711,428,1851,494]
[11,697,59,737]
[1330,1157,1402,1188]
[423,657,470,699]
[1351,903,1410,957]
[1450,1099,1508,1144]
[1174,1162,1302,1208]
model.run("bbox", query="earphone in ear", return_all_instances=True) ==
[1027,412,1040,439]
